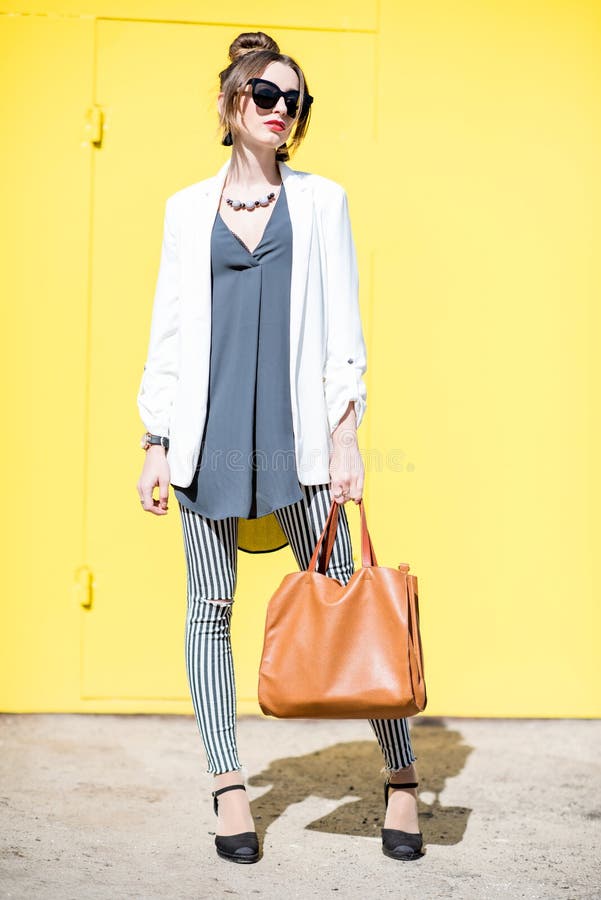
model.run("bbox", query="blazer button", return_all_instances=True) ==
[347,358,354,364]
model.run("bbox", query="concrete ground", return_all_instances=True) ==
[0,715,599,899]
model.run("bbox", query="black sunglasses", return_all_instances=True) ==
[245,78,314,119]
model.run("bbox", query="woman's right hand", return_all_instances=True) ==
[137,446,171,515]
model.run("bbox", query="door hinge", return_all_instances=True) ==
[83,105,104,146]
[74,565,94,609]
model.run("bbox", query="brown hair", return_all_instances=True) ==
[218,31,312,162]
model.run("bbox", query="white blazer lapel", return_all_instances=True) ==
[187,158,231,322]
[277,161,312,383]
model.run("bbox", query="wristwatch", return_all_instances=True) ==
[140,431,169,450]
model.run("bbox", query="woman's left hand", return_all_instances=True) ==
[329,434,364,504]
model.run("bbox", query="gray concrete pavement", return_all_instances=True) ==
[0,714,600,899]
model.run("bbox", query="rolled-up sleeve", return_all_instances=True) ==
[136,196,180,437]
[321,186,367,435]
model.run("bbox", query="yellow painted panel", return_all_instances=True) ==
[0,2,377,31]
[373,0,600,715]
[0,14,94,708]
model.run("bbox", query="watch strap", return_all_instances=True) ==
[141,432,169,450]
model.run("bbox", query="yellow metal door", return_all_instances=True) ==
[82,18,377,704]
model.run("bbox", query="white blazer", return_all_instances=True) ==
[137,157,367,489]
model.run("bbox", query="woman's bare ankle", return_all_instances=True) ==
[211,770,255,836]
[213,768,245,789]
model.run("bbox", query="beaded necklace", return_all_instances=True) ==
[223,187,280,211]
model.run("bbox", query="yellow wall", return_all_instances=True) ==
[1,1,599,716]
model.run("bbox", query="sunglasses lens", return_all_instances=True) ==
[285,96,299,117]
[253,84,279,109]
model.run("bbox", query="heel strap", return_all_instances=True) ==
[384,780,419,808]
[387,781,418,789]
[212,783,246,816]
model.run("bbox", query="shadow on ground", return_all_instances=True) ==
[246,717,472,846]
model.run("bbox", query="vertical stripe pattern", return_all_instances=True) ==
[179,503,238,600]
[177,484,416,775]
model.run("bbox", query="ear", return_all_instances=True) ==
[217,91,225,117]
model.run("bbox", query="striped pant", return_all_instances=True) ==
[177,482,417,776]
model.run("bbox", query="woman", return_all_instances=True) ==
[136,31,423,864]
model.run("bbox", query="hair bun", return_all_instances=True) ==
[228,31,280,62]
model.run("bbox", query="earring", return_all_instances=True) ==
[222,131,233,147]
[276,142,290,161]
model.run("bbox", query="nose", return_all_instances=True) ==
[273,94,288,117]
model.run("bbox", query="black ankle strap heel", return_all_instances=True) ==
[211,783,259,864]
[381,779,424,861]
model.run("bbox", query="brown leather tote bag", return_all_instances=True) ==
[258,496,427,718]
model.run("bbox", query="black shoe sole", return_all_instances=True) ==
[215,847,260,864]
[382,845,424,861]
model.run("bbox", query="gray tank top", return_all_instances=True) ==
[173,184,304,520]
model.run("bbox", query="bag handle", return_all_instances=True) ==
[402,566,426,701]
[308,496,379,574]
